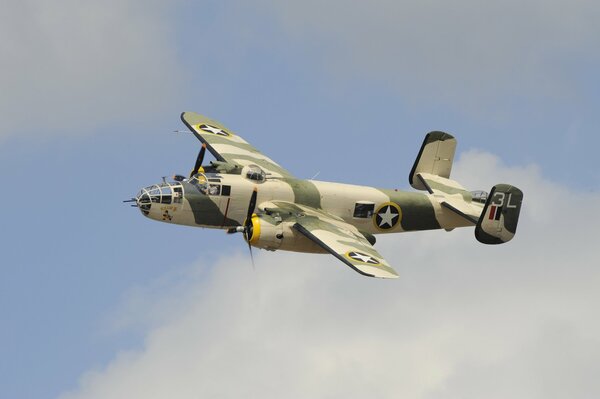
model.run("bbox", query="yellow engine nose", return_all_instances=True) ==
[244,213,261,244]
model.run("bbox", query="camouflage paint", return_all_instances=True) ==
[183,182,239,227]
[133,112,524,279]
[384,190,441,231]
[285,178,322,209]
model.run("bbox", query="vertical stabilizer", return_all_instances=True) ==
[409,132,457,190]
[475,184,524,244]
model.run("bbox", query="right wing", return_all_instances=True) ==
[181,112,294,178]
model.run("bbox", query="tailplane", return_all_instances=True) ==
[475,184,524,244]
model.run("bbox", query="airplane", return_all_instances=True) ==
[129,112,523,279]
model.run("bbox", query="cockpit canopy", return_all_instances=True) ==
[137,181,183,214]
[189,173,210,194]
[243,164,266,182]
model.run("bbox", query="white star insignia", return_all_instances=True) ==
[200,124,229,136]
[348,252,379,264]
[378,205,399,228]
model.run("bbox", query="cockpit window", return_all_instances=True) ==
[190,174,209,194]
[245,165,266,182]
[208,184,221,196]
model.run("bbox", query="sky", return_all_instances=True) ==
[1,1,599,398]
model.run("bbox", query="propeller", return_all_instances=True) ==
[243,188,258,269]
[190,143,207,178]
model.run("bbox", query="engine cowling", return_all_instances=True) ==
[245,214,325,253]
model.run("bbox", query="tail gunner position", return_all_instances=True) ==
[129,112,523,279]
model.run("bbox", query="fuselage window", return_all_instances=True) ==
[159,184,172,204]
[221,185,231,196]
[173,186,183,203]
[208,184,221,196]
[353,203,375,218]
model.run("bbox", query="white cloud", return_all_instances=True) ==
[0,0,181,140]
[59,151,600,399]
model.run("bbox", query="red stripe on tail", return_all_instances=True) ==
[489,205,497,220]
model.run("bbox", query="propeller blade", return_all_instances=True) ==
[246,188,258,225]
[243,188,258,240]
[190,143,207,177]
[226,187,258,269]
[248,241,255,270]
[245,188,258,270]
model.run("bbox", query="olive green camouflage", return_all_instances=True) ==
[133,112,524,279]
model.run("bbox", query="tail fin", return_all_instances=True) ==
[409,131,457,190]
[475,184,524,244]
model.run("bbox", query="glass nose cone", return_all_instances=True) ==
[136,189,152,215]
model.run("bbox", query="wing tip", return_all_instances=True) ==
[361,267,399,279]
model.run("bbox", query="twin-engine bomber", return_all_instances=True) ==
[129,112,523,279]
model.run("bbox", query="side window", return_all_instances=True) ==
[208,184,221,196]
[221,185,231,196]
[173,187,183,203]
[353,202,375,218]
[160,195,172,204]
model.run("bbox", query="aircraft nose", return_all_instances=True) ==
[136,188,152,215]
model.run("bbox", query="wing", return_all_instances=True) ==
[267,201,398,279]
[181,112,293,178]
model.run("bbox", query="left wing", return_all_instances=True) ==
[181,112,293,178]
[268,201,398,279]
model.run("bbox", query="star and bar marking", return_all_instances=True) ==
[373,202,402,230]
[345,251,380,265]
[198,124,231,136]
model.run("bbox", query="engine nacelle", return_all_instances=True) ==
[245,214,325,254]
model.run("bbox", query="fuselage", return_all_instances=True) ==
[137,172,477,236]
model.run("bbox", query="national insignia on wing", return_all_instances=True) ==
[198,124,231,136]
[345,251,380,265]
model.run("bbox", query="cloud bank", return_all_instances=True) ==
[59,151,599,399]
[0,0,181,140]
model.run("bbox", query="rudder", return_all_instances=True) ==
[475,184,524,244]
[409,132,457,191]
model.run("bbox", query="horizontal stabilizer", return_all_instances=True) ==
[418,172,481,225]
[475,184,524,244]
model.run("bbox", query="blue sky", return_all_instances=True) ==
[2,1,599,398]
